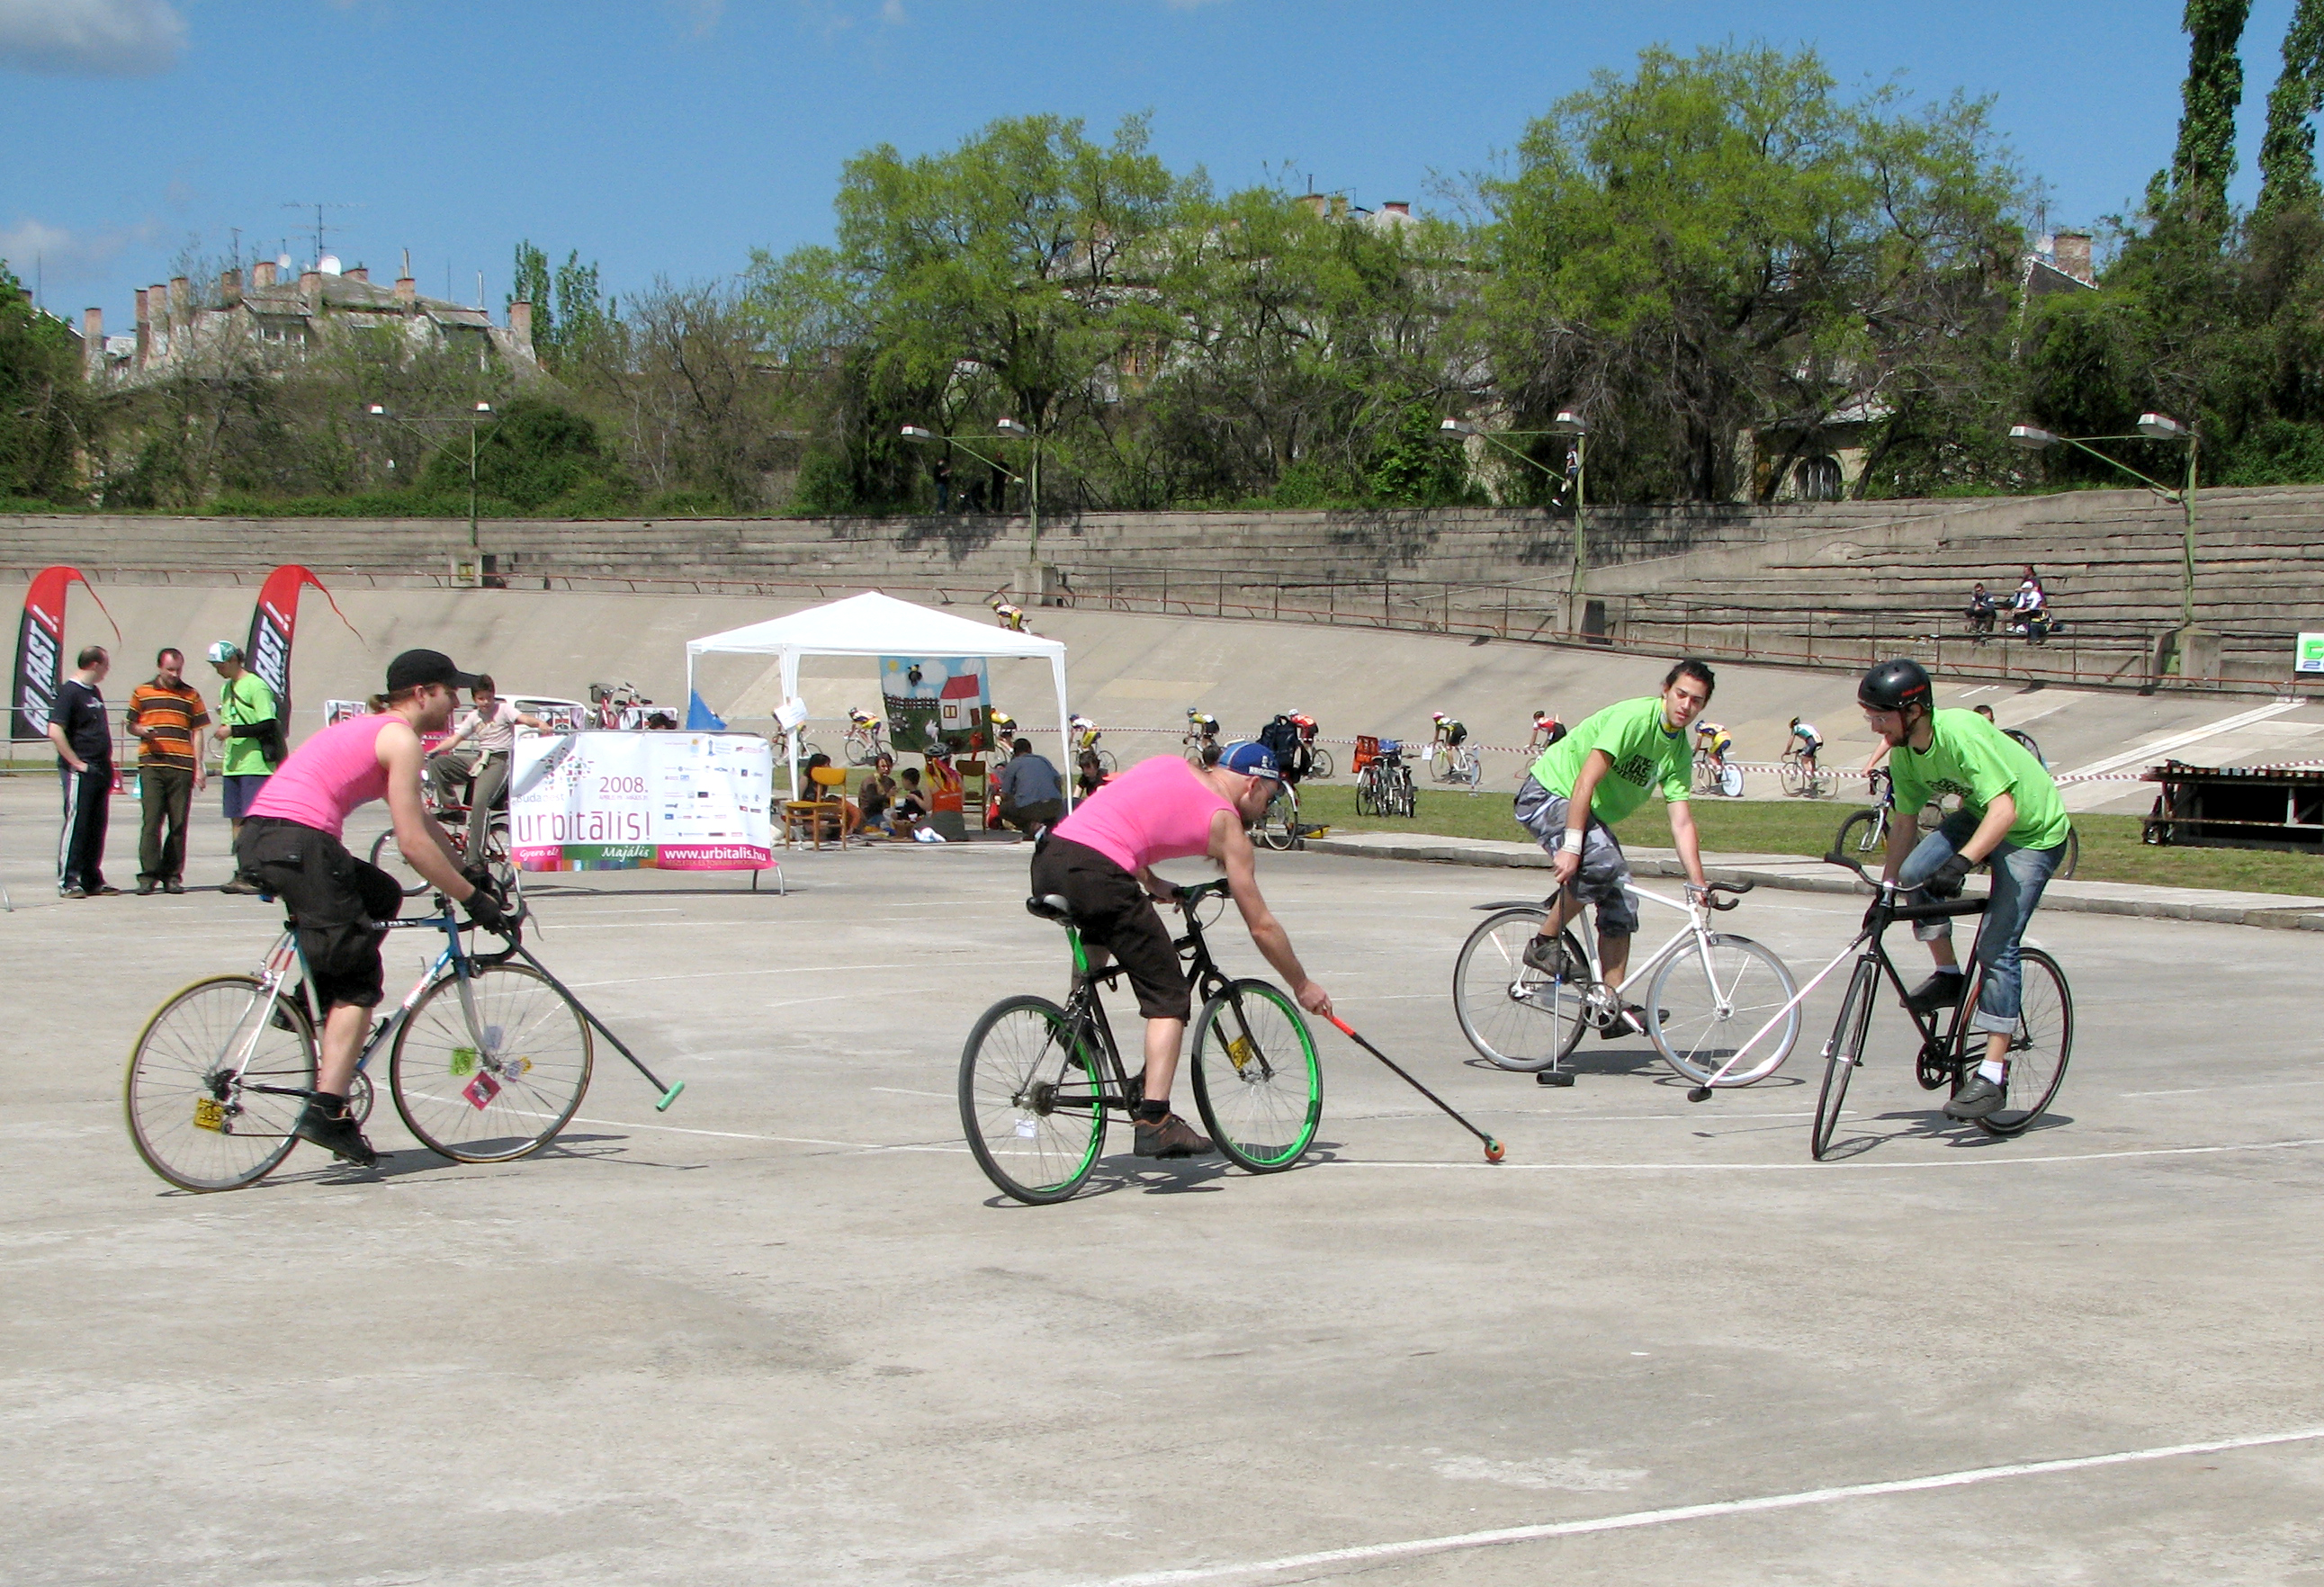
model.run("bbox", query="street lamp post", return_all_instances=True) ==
[1440,410,1592,626]
[2008,411,2201,637]
[993,415,1040,568]
[902,421,1046,597]
[366,400,496,550]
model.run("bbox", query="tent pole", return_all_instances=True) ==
[1054,653,1073,812]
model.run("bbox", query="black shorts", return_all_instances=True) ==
[1029,836,1190,1021]
[235,816,405,1009]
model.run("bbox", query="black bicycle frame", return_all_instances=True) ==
[1843,887,1994,1074]
[1040,882,1243,1116]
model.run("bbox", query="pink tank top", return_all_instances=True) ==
[247,713,396,840]
[1052,755,1235,874]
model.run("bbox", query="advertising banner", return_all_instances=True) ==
[13,566,117,740]
[243,565,358,732]
[509,730,774,873]
[880,655,993,755]
[2299,633,2324,676]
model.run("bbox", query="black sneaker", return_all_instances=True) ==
[1599,1004,1667,1041]
[1904,973,1968,1014]
[1134,1113,1216,1159]
[294,1098,379,1168]
[1521,936,1574,977]
[1943,1074,2007,1121]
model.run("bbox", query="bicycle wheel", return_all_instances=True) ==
[959,995,1106,1204]
[1967,947,2072,1138]
[1691,750,1714,795]
[844,736,875,767]
[1098,749,1117,775]
[1835,808,1884,857]
[2055,827,2079,881]
[1778,761,1805,798]
[126,975,316,1192]
[1256,792,1299,850]
[1453,908,1591,1071]
[1189,979,1322,1173]
[1355,769,1378,816]
[1309,748,1332,779]
[1811,958,1880,1161]
[1395,769,1416,817]
[1647,933,1800,1088]
[370,829,436,898]
[390,964,593,1162]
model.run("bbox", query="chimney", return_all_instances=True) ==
[134,288,149,361]
[252,259,277,289]
[83,307,104,375]
[2053,230,2095,286]
[220,268,242,306]
[394,273,417,307]
[1381,201,1411,220]
[300,269,323,309]
[346,265,369,283]
[509,300,534,349]
[170,275,190,317]
[148,282,169,332]
[1296,192,1327,217]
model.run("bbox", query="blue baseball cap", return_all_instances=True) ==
[1219,741,1282,782]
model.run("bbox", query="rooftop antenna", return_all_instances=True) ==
[281,201,359,266]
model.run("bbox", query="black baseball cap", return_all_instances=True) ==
[386,649,485,694]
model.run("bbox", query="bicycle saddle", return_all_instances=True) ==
[1025,893,1077,925]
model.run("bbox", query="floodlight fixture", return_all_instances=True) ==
[2008,425,2059,450]
[900,425,936,442]
[2137,411,2190,441]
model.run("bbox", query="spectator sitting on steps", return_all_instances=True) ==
[1966,582,1996,641]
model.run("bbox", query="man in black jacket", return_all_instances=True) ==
[48,645,116,898]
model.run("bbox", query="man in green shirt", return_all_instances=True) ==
[209,640,281,892]
[1858,658,2072,1122]
[1513,659,1715,1039]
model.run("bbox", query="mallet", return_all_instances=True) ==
[1324,1013,1505,1163]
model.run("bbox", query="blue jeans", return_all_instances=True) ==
[1898,811,2065,1036]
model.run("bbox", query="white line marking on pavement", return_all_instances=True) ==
[1089,1427,2324,1586]
[2063,700,2303,780]
[1321,1137,2324,1171]
[870,1087,954,1099]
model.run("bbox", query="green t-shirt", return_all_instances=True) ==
[1889,708,2070,851]
[217,673,279,777]
[1527,695,1691,825]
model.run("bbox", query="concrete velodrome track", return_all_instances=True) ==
[4,766,2323,1584]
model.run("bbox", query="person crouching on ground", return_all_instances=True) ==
[1027,743,1331,1159]
[996,736,1065,838]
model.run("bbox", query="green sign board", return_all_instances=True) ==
[2299,633,2324,676]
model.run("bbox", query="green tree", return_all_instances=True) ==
[0,262,86,503]
[510,241,621,375]
[1482,43,2022,502]
[2257,0,2324,222]
[2153,0,2253,236]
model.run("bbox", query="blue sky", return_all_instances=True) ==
[3,1,2312,327]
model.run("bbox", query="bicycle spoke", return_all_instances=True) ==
[960,998,1106,1203]
[126,976,315,1192]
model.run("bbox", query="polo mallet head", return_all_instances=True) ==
[656,1080,686,1111]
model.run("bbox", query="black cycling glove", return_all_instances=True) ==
[1922,852,1976,900]
[466,884,513,936]
[461,862,497,894]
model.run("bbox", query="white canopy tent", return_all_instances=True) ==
[685,590,1073,804]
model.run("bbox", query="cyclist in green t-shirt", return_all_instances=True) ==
[208,641,282,891]
[1857,659,2071,1122]
[1513,659,1715,1039]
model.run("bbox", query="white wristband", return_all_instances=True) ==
[1560,830,1584,855]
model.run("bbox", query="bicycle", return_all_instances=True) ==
[1454,881,1799,1087]
[1691,749,1743,799]
[1835,769,2078,880]
[1428,740,1483,789]
[1072,717,1117,776]
[959,879,1323,1204]
[843,711,889,767]
[1354,741,1415,819]
[1778,748,1836,799]
[1296,717,1333,780]
[1798,848,2073,1160]
[369,776,524,912]
[1248,776,1304,851]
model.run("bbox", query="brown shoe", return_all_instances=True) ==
[220,879,260,896]
[1134,1112,1216,1159]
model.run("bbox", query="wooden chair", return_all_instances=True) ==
[781,766,853,849]
[958,758,990,829]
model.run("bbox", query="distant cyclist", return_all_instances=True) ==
[991,598,1028,632]
[1515,660,1715,1039]
[1788,716,1823,777]
[1693,719,1733,772]
[1430,711,1467,749]
[1185,708,1222,766]
[1858,658,2070,1122]
[1529,712,1567,752]
[236,650,513,1168]
[1030,745,1331,1158]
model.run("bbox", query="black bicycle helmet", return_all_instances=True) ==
[1858,658,1934,713]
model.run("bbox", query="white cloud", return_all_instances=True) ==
[0,0,186,76]
[0,216,163,287]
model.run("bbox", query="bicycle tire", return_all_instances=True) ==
[126,974,316,1192]
[1098,749,1117,775]
[1354,769,1378,817]
[390,964,593,1162]
[1309,748,1333,780]
[370,828,435,898]
[1835,808,1884,858]
[1647,933,1800,1088]
[1189,979,1322,1173]
[1811,959,1879,1161]
[1778,761,1806,798]
[2056,826,2079,881]
[959,995,1106,1204]
[1691,750,1715,795]
[1452,908,1591,1071]
[1255,791,1300,850]
[1966,946,2072,1138]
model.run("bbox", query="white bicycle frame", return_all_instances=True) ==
[1556,882,1729,1018]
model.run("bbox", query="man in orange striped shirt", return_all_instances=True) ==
[126,648,210,894]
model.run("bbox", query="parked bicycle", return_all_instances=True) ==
[1354,740,1416,818]
[1454,881,1799,1087]
[959,879,1322,1204]
[123,881,649,1192]
[1794,848,2072,1159]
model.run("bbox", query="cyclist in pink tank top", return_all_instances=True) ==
[1034,742,1332,1160]
[234,649,515,1170]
